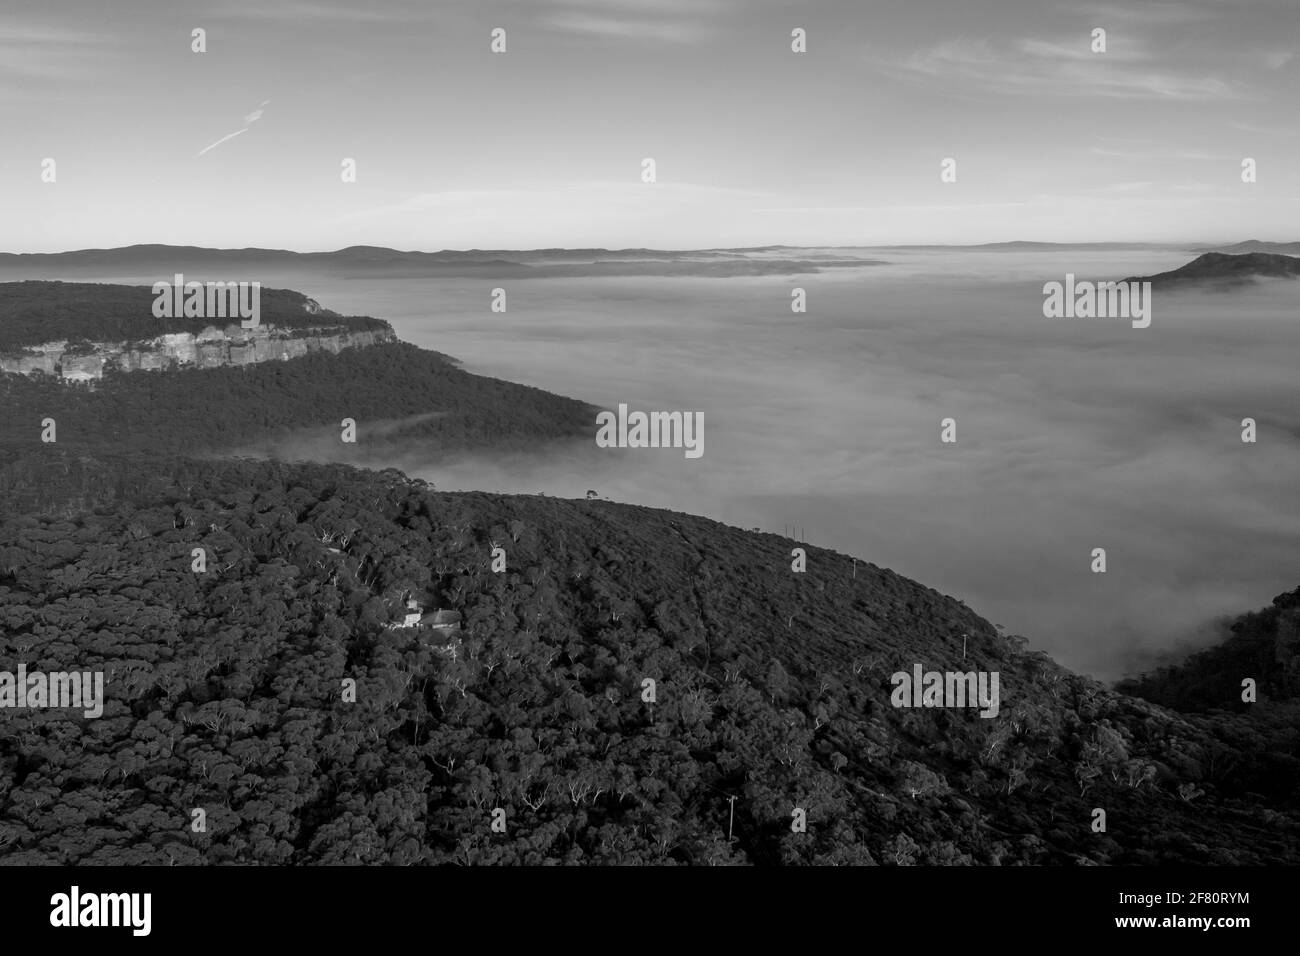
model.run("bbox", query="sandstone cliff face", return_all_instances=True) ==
[0,352,60,376]
[0,324,396,381]
[60,354,106,382]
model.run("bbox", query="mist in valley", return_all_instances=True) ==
[28,250,1300,682]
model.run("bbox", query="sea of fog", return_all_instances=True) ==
[31,249,1300,682]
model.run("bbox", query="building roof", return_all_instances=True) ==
[421,609,462,628]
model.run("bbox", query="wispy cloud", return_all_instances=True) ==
[0,23,114,81]
[1229,120,1298,136]
[336,180,770,220]
[198,100,271,157]
[1016,38,1144,62]
[1088,146,1231,160]
[211,1,429,22]
[1088,180,1158,194]
[558,0,729,10]
[542,0,728,44]
[545,14,706,43]
[884,35,1243,101]
[1069,2,1227,25]
[1086,180,1217,195]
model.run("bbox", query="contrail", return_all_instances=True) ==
[198,99,271,157]
[198,128,248,156]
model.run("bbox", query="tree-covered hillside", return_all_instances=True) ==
[0,343,597,463]
[0,280,388,349]
[1118,587,1300,712]
[0,454,1295,865]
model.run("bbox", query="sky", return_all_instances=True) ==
[3,0,1298,250]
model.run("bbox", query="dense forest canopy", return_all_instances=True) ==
[0,343,597,458]
[0,452,1296,865]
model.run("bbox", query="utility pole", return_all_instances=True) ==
[727,795,737,842]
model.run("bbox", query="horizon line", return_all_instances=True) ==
[2,239,1296,257]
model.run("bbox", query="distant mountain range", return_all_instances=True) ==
[1124,252,1300,287]
[0,244,884,279]
[1192,240,1300,256]
[5,242,1300,282]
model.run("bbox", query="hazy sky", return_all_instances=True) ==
[5,0,1298,250]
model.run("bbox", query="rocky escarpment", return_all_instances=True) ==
[0,322,396,382]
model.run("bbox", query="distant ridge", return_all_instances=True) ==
[1123,252,1300,287]
[0,244,883,279]
[8,243,1300,282]
[1192,240,1300,256]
